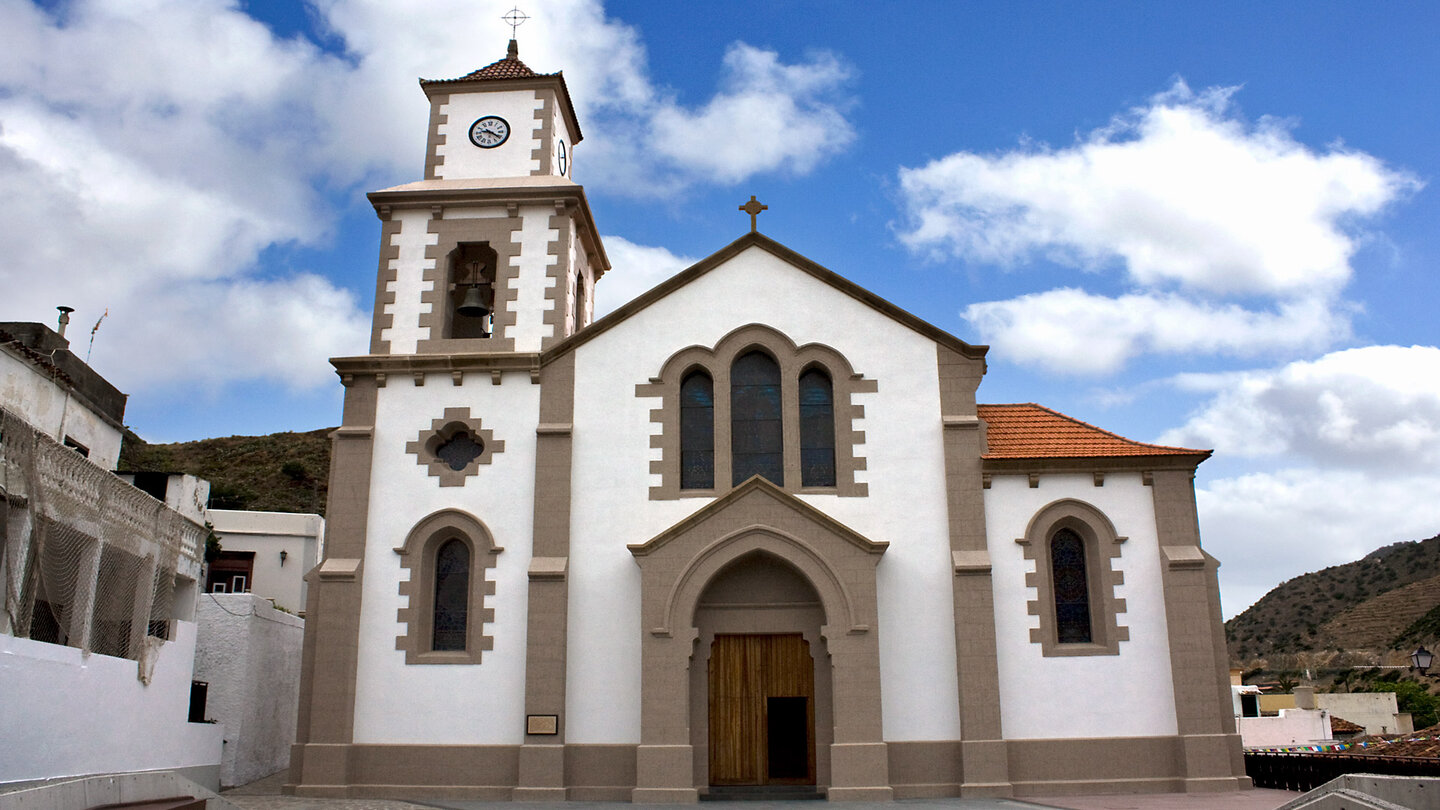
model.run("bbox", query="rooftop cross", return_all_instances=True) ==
[739,195,768,233]
[502,7,529,39]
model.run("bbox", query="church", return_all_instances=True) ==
[287,38,1249,801]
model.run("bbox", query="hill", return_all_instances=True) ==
[1226,533,1440,664]
[119,427,334,516]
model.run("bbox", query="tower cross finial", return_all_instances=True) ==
[502,6,529,39]
[739,195,768,233]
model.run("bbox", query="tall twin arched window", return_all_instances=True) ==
[680,351,836,491]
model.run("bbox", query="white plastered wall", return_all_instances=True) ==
[351,374,539,744]
[0,351,123,470]
[436,90,543,180]
[0,622,223,786]
[506,205,560,351]
[986,473,1180,739]
[379,209,440,354]
[566,245,962,744]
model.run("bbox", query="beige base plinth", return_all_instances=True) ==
[828,742,892,800]
[960,738,1012,797]
[634,745,697,803]
[516,743,565,800]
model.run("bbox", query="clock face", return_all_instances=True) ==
[469,116,510,149]
[557,140,567,175]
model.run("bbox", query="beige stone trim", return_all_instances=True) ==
[424,94,449,180]
[334,352,541,382]
[1150,468,1246,789]
[367,183,608,281]
[416,214,521,353]
[287,376,378,793]
[637,323,876,501]
[393,509,502,665]
[1017,498,1129,657]
[935,345,1010,795]
[529,89,554,176]
[420,73,583,146]
[519,352,576,797]
[404,406,505,487]
[285,732,1246,798]
[368,215,403,354]
[539,203,574,350]
[629,477,889,800]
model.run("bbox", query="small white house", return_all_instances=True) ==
[206,509,324,615]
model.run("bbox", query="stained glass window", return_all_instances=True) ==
[731,351,783,486]
[799,369,836,487]
[433,538,469,651]
[680,371,715,489]
[1051,529,1093,644]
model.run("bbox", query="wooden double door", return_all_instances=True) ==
[708,633,816,785]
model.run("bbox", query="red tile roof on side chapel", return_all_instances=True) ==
[978,403,1210,460]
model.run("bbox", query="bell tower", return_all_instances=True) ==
[364,39,608,359]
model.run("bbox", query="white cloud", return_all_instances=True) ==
[648,44,854,184]
[1160,345,1440,470]
[963,288,1346,374]
[899,80,1417,374]
[898,81,1419,297]
[1200,469,1440,618]
[593,236,696,318]
[0,0,854,401]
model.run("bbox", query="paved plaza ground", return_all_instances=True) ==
[221,771,1302,810]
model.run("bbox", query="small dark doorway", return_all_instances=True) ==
[708,633,816,786]
[206,551,254,594]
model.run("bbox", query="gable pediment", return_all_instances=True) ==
[544,231,987,364]
[628,475,888,559]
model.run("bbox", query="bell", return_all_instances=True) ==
[457,285,489,318]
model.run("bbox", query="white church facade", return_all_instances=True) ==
[288,41,1248,801]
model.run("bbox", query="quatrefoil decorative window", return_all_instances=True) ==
[407,407,505,487]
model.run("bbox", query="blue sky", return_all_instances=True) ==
[3,1,1437,617]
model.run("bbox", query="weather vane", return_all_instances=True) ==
[502,6,529,38]
[739,195,768,233]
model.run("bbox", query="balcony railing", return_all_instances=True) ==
[2,407,205,671]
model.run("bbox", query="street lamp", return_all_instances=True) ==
[1411,646,1434,676]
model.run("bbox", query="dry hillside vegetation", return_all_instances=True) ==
[119,427,334,516]
[1226,534,1440,663]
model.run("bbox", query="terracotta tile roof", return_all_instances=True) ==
[1331,715,1365,734]
[423,41,549,84]
[977,403,1209,460]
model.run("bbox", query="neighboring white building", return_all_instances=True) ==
[0,319,223,791]
[289,41,1248,801]
[1237,709,1334,749]
[1315,693,1411,737]
[207,509,325,615]
[193,593,305,788]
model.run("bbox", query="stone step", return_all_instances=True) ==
[701,785,826,801]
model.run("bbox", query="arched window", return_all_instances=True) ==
[1050,528,1092,644]
[731,351,783,486]
[680,371,715,489]
[432,538,470,651]
[798,368,836,487]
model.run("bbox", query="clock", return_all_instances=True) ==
[469,116,510,149]
[557,140,567,175]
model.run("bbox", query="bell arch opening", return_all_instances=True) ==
[688,551,833,790]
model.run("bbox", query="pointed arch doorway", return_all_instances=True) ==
[695,552,827,787]
[629,477,892,802]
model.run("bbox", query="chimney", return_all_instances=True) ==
[57,306,74,337]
